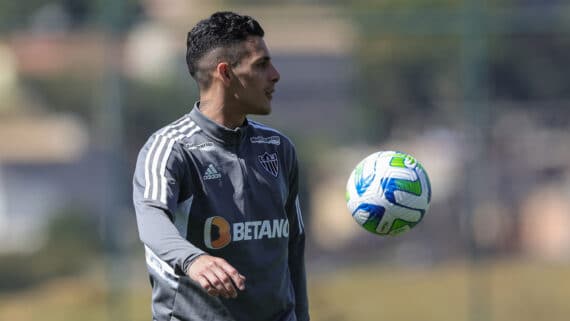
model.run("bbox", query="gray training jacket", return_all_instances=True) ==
[133,104,309,321]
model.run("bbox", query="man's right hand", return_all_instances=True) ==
[187,255,246,299]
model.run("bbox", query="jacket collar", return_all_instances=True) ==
[189,102,248,145]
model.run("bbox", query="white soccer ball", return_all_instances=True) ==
[346,151,432,236]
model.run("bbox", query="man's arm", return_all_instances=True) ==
[286,152,310,321]
[133,135,205,273]
[133,135,244,298]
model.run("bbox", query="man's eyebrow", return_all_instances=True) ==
[253,56,271,63]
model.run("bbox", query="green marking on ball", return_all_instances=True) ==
[393,177,422,196]
[391,218,410,230]
[417,163,432,202]
[362,216,381,234]
[389,155,406,168]
[390,218,418,234]
[389,153,417,168]
[354,162,364,180]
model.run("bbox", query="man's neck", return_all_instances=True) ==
[198,98,246,130]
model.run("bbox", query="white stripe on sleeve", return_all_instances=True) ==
[143,119,201,205]
[159,138,177,205]
[143,117,191,198]
[151,135,168,201]
[295,196,305,233]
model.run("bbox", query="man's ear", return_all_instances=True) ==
[216,62,232,85]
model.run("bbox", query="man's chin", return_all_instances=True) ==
[251,105,272,115]
[239,100,272,116]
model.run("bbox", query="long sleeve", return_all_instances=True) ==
[286,153,310,321]
[132,134,205,275]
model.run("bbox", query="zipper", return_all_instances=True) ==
[234,143,249,217]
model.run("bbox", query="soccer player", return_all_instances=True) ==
[132,11,309,321]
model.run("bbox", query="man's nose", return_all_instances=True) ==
[270,64,280,83]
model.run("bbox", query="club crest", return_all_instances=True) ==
[258,152,279,177]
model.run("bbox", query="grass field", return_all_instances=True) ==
[1,259,569,321]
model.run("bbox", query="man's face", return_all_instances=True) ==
[229,36,280,115]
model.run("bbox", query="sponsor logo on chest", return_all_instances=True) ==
[250,136,280,145]
[185,142,215,152]
[204,216,289,250]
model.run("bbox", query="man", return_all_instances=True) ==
[132,11,309,321]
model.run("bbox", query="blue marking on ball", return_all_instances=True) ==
[380,177,399,204]
[352,203,386,232]
[355,160,377,196]
[380,177,426,217]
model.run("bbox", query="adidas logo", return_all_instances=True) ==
[203,164,222,180]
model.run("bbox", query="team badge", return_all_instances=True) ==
[258,152,279,177]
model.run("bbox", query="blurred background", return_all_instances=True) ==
[1,0,570,320]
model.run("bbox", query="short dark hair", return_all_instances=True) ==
[186,11,264,89]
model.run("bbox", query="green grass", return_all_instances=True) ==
[1,259,569,321]
[310,259,570,321]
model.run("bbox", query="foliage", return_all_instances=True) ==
[123,75,198,156]
[23,75,96,119]
[489,35,570,101]
[0,206,103,292]
[0,0,52,31]
[0,0,142,32]
[344,3,570,141]
[22,72,198,160]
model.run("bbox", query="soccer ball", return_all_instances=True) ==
[346,151,431,236]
